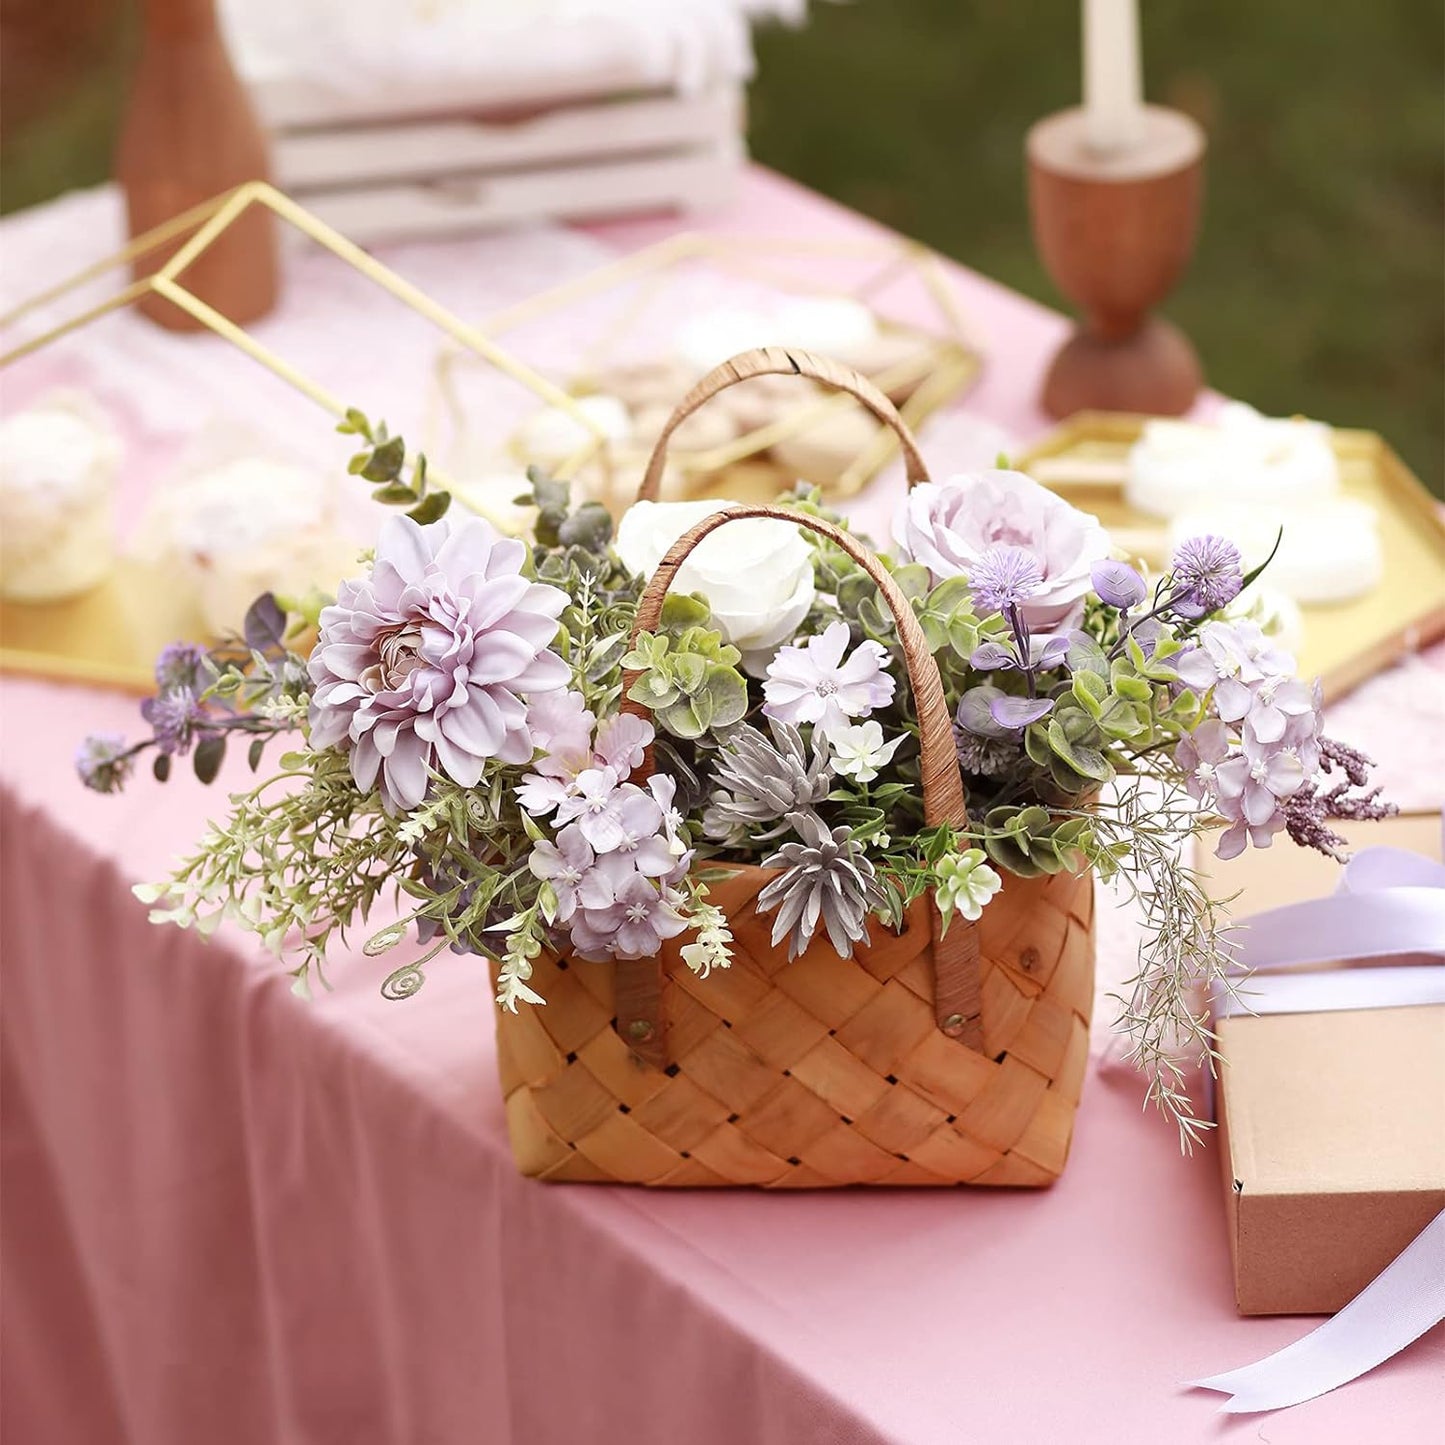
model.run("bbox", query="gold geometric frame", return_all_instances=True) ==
[0,180,614,491]
[431,230,984,502]
[0,181,613,691]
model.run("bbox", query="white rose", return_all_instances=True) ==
[615,499,815,673]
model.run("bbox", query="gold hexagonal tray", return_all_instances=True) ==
[1019,412,1445,701]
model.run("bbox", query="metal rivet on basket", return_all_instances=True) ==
[627,1019,654,1042]
[942,1013,966,1036]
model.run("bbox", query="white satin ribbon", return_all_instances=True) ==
[1188,838,1445,1413]
[1188,1211,1445,1413]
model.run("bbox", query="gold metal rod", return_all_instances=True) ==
[917,250,981,350]
[254,185,599,435]
[0,280,152,368]
[0,193,235,333]
[677,386,872,476]
[155,183,261,283]
[149,275,349,416]
[482,233,700,335]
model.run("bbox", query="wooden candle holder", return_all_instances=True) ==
[1027,106,1205,418]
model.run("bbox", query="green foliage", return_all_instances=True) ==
[622,602,748,740]
[977,805,1102,880]
[337,410,452,525]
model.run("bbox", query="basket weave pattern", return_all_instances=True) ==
[496,865,1094,1187]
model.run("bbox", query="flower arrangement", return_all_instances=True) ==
[80,409,1392,1147]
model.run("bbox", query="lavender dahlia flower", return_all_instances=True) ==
[308,515,568,813]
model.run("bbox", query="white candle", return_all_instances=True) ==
[1083,0,1144,154]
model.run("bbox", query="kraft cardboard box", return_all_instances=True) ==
[1198,812,1445,1316]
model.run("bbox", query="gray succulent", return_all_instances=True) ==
[757,811,887,961]
[702,721,832,846]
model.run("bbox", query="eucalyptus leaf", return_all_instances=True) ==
[360,435,406,483]
[371,483,418,506]
[407,491,452,525]
[193,735,226,784]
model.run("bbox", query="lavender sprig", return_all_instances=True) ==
[1282,737,1397,859]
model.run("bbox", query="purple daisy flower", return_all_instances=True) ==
[307,515,569,814]
[969,543,1044,618]
[568,874,688,960]
[528,824,617,922]
[1170,535,1243,618]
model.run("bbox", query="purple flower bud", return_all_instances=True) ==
[1090,558,1146,611]
[989,694,1055,731]
[969,640,1018,672]
[75,734,134,794]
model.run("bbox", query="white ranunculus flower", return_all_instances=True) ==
[615,499,815,674]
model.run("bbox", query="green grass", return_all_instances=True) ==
[750,0,1444,494]
[3,0,1440,492]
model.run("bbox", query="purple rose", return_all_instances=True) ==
[892,469,1111,631]
[308,514,569,813]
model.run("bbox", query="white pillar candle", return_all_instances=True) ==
[1083,0,1144,154]
[1167,500,1382,606]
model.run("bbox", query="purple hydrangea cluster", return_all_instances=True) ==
[1172,619,1322,858]
[519,707,692,960]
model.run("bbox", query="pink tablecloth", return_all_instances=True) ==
[3,168,1442,1444]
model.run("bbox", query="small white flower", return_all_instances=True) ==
[681,905,734,978]
[935,848,1004,925]
[827,720,903,784]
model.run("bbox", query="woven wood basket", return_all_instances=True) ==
[494,348,1095,1187]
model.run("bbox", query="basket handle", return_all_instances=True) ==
[634,345,931,502]
[612,504,983,1067]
